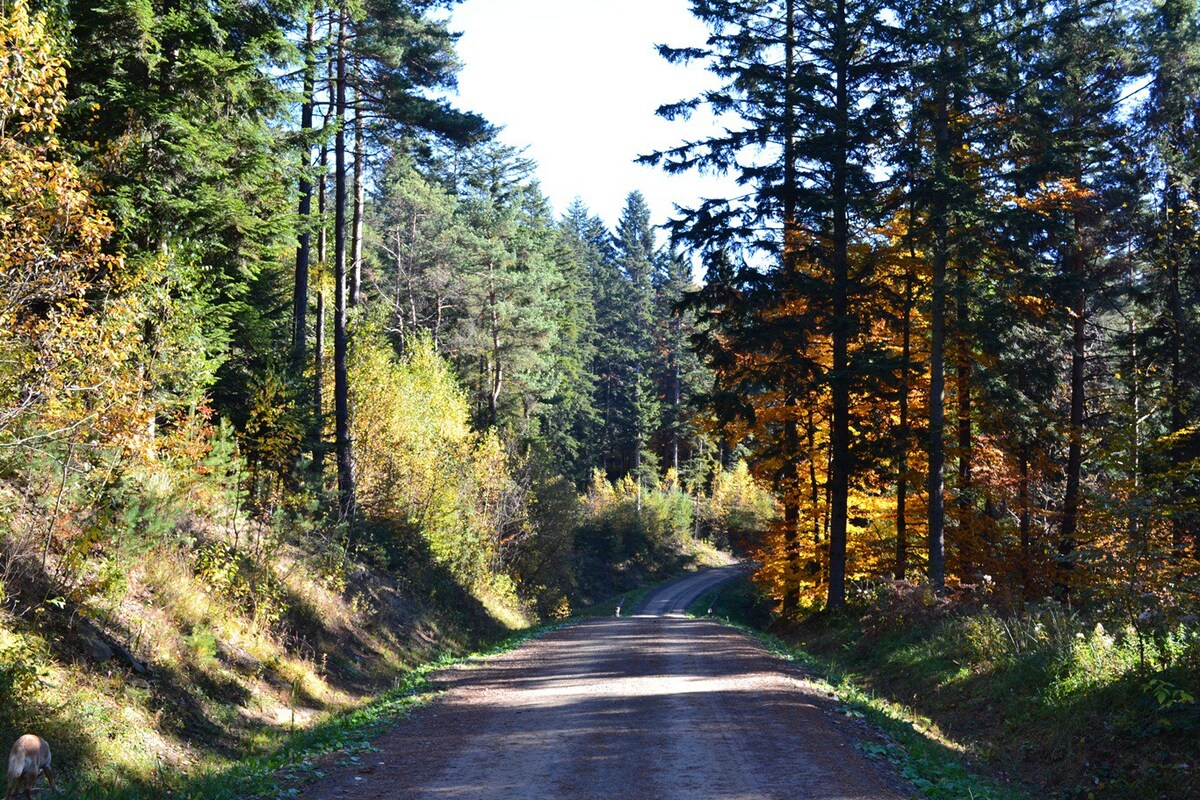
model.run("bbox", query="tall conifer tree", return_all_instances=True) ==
[646,0,894,608]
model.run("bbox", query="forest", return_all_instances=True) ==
[1,0,1199,796]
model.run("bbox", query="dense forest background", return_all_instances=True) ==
[646,0,1200,616]
[3,0,1200,795]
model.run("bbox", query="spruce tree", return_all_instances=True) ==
[566,202,627,477]
[645,0,895,608]
[62,0,294,428]
[1026,0,1134,591]
[614,191,662,486]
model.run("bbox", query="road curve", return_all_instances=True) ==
[298,568,909,800]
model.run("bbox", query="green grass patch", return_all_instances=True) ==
[692,578,1200,800]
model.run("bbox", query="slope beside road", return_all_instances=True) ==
[298,567,911,800]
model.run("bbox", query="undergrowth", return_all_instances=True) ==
[693,578,1200,800]
[63,575,681,800]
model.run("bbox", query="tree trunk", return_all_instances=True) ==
[781,496,802,614]
[1165,175,1188,556]
[778,0,808,607]
[927,77,950,594]
[896,256,914,580]
[1019,444,1031,593]
[318,144,328,267]
[1060,155,1089,597]
[350,87,364,308]
[955,267,973,576]
[333,9,355,520]
[488,262,501,427]
[317,7,335,271]
[1059,160,1087,597]
[672,315,682,471]
[826,0,851,610]
[292,10,316,373]
[781,412,805,613]
[314,288,326,479]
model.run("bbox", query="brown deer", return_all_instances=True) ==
[6,735,55,799]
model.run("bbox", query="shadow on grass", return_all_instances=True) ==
[696,578,1200,800]
[797,615,1199,799]
[0,517,515,798]
[78,566,704,800]
[71,611,573,800]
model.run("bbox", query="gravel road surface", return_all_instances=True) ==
[298,567,910,800]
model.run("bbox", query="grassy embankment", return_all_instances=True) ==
[692,579,1199,800]
[88,570,710,800]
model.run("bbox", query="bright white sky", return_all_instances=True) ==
[445,0,739,230]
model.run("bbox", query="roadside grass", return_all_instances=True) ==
[796,601,1200,800]
[687,581,1031,800]
[691,578,1200,800]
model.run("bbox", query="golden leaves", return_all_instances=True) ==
[1012,178,1098,217]
[0,0,141,453]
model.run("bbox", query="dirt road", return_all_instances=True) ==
[299,567,910,800]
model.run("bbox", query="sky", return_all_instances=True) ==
[444,0,739,229]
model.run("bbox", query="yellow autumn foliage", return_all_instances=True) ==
[351,335,524,589]
[0,0,144,451]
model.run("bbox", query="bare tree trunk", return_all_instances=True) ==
[333,9,355,519]
[955,269,973,576]
[434,295,444,350]
[314,289,326,479]
[391,230,405,350]
[317,7,335,271]
[488,261,502,427]
[896,257,914,580]
[1019,445,1031,593]
[780,411,803,615]
[671,315,681,471]
[927,76,950,594]
[407,218,420,331]
[1129,285,1141,547]
[318,144,328,267]
[1059,174,1087,598]
[1165,175,1188,556]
